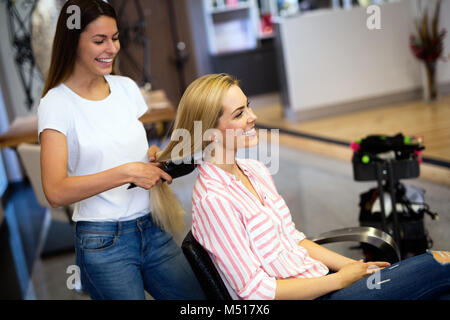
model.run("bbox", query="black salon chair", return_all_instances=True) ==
[182,231,232,300]
[182,226,400,300]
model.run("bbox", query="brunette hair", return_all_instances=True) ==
[42,0,118,97]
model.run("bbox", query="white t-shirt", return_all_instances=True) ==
[38,75,151,222]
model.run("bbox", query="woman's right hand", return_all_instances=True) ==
[336,260,390,289]
[124,162,173,189]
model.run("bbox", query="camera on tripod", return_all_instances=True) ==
[351,133,438,261]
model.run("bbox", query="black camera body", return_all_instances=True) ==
[352,133,423,181]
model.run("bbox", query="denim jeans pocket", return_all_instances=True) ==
[77,231,118,252]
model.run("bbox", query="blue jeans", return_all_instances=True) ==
[75,213,205,300]
[317,251,450,300]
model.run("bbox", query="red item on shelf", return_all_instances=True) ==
[260,13,273,35]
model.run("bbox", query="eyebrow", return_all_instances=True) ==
[92,31,119,38]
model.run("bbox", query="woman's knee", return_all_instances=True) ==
[430,251,450,265]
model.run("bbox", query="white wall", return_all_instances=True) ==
[436,0,450,83]
[277,0,450,113]
[187,0,213,76]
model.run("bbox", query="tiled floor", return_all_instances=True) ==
[19,143,449,300]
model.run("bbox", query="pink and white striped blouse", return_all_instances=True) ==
[191,158,329,300]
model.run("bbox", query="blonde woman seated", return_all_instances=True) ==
[152,74,450,300]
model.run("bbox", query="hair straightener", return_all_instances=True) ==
[127,155,198,189]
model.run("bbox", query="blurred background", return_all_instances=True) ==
[0,0,449,299]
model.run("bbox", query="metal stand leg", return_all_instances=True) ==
[375,163,388,233]
[386,161,402,257]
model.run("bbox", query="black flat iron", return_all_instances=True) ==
[127,155,198,189]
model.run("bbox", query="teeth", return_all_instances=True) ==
[242,128,256,136]
[96,58,113,63]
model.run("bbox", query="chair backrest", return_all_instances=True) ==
[17,143,74,223]
[181,231,232,300]
[17,143,49,208]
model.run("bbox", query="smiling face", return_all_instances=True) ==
[74,16,120,77]
[216,85,258,153]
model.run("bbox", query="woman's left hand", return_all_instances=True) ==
[147,145,162,167]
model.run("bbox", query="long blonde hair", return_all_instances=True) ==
[150,73,238,234]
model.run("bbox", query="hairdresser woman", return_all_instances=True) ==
[38,0,204,300]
